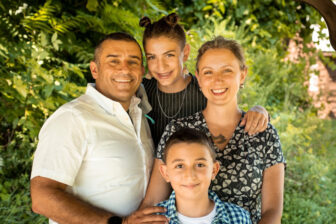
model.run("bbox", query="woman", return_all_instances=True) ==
[139,13,269,147]
[142,36,285,224]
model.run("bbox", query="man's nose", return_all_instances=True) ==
[117,61,131,73]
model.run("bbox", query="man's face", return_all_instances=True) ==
[90,40,144,110]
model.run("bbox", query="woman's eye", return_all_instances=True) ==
[223,69,232,73]
[204,71,212,75]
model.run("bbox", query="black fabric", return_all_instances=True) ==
[143,74,207,148]
[157,111,286,224]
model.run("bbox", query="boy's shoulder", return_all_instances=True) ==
[155,191,177,215]
[210,191,252,224]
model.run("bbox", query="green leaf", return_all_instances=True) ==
[13,76,28,98]
[86,0,99,12]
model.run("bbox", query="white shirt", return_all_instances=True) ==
[177,205,216,224]
[31,83,154,223]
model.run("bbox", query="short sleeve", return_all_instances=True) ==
[264,124,286,169]
[31,108,87,186]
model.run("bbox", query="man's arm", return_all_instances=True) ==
[31,176,112,224]
[31,176,168,224]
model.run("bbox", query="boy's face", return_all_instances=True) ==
[160,142,220,200]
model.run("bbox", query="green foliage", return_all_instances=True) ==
[274,113,336,223]
[0,1,168,222]
[1,1,335,223]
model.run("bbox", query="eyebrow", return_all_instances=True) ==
[171,158,208,163]
[106,54,141,61]
[200,65,232,72]
[146,50,176,56]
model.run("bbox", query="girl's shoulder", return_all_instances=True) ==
[142,77,156,88]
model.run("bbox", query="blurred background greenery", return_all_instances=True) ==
[0,0,335,223]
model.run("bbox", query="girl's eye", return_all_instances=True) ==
[146,55,155,60]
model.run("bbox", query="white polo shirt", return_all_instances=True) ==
[31,84,154,222]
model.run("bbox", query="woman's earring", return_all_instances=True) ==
[240,83,245,89]
[183,66,189,75]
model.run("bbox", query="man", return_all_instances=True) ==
[30,33,167,224]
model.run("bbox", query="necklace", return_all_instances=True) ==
[156,81,188,119]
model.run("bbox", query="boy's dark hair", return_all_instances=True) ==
[162,128,216,163]
[139,13,186,49]
[93,32,143,64]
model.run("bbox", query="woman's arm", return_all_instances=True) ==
[139,159,172,208]
[259,163,285,224]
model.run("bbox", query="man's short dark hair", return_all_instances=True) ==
[162,128,216,163]
[93,32,143,64]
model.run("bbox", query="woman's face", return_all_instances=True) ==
[196,48,246,106]
[145,36,189,91]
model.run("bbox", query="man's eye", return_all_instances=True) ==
[110,60,119,64]
[175,164,183,169]
[128,61,139,65]
[167,53,175,57]
[223,69,232,73]
[204,71,212,75]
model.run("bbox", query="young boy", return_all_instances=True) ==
[158,128,252,224]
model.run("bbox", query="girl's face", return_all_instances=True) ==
[196,48,247,106]
[145,36,190,91]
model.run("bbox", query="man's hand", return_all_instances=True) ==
[123,206,168,224]
[240,105,269,135]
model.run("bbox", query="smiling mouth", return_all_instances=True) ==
[156,71,173,79]
[182,183,200,189]
[113,79,132,83]
[211,88,228,95]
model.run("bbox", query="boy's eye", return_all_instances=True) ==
[196,163,205,168]
[175,164,183,169]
